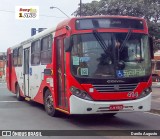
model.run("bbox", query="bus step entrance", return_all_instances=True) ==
[25,97,31,101]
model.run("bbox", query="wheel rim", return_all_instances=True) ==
[46,95,54,112]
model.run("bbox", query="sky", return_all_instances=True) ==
[0,0,94,52]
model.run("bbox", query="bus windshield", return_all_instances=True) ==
[71,33,151,79]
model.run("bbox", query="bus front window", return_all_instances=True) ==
[71,33,115,78]
[116,33,151,78]
[70,33,151,79]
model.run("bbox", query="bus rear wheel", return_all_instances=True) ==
[16,84,24,101]
[44,89,59,117]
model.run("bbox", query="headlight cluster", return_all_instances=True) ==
[138,87,152,99]
[70,86,93,101]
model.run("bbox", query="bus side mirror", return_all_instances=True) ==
[149,36,154,59]
[64,37,72,52]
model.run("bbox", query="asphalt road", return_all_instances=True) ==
[151,87,160,110]
[0,83,160,139]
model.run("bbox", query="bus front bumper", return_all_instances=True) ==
[69,93,151,114]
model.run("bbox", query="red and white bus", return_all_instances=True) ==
[6,16,153,117]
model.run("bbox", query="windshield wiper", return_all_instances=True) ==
[116,29,132,69]
[93,30,110,56]
[120,28,132,52]
[115,30,132,70]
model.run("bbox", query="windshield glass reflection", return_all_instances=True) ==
[71,33,151,79]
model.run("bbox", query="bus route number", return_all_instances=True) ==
[127,92,138,98]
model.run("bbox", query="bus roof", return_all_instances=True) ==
[10,26,57,50]
[74,15,144,20]
[56,15,145,30]
[10,15,146,50]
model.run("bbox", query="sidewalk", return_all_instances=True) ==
[0,78,6,83]
[150,87,160,114]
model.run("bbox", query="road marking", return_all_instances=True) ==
[145,112,160,117]
[0,101,20,103]
[0,84,7,88]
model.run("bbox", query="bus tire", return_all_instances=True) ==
[44,89,59,117]
[16,84,24,101]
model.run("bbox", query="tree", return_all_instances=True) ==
[72,1,100,16]
[73,0,160,23]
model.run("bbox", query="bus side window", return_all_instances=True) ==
[31,40,40,65]
[41,35,52,65]
[17,47,23,67]
[156,61,160,70]
[13,48,18,67]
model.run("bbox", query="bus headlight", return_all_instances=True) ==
[138,87,152,99]
[70,86,93,101]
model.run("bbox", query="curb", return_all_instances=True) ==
[150,109,160,115]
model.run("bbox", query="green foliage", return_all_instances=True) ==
[72,1,100,16]
[72,0,160,51]
[73,0,160,23]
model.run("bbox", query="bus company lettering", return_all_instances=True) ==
[123,69,145,77]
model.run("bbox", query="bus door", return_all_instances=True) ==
[23,48,30,96]
[56,36,68,110]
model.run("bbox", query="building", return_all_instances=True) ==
[0,52,6,79]
[152,50,160,76]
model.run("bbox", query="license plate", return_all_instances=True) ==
[109,105,124,110]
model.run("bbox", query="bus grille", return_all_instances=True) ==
[93,83,138,92]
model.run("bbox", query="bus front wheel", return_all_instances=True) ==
[44,89,59,117]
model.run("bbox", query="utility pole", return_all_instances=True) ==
[80,0,82,17]
[50,6,69,18]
